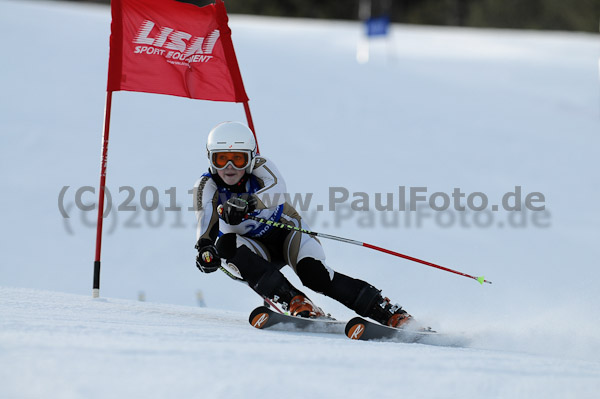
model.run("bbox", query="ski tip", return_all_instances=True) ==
[346,322,367,340]
[250,311,270,329]
[345,317,368,340]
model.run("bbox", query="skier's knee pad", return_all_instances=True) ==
[226,244,278,287]
[254,268,287,298]
[296,258,332,294]
[215,233,237,259]
[351,285,382,317]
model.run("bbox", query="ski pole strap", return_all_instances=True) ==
[246,215,492,285]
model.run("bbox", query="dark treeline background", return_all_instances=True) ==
[62,0,600,33]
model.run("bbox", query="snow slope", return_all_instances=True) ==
[1,0,600,397]
[2,286,600,399]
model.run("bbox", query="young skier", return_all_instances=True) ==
[194,121,412,328]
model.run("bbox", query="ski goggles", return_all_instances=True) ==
[210,151,251,170]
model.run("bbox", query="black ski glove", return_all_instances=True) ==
[195,239,220,273]
[221,195,257,225]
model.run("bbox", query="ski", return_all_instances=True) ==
[345,317,468,347]
[249,306,346,334]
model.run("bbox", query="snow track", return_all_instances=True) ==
[1,287,599,399]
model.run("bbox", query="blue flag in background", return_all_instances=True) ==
[365,15,390,37]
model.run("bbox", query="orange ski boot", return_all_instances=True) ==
[387,307,413,328]
[362,291,413,328]
[289,295,325,318]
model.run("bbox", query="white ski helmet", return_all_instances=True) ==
[206,121,257,174]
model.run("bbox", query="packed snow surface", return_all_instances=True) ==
[1,0,600,398]
[2,287,600,399]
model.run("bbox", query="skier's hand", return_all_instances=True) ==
[195,240,220,273]
[221,196,256,225]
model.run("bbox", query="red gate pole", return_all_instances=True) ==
[243,101,259,154]
[93,91,113,298]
